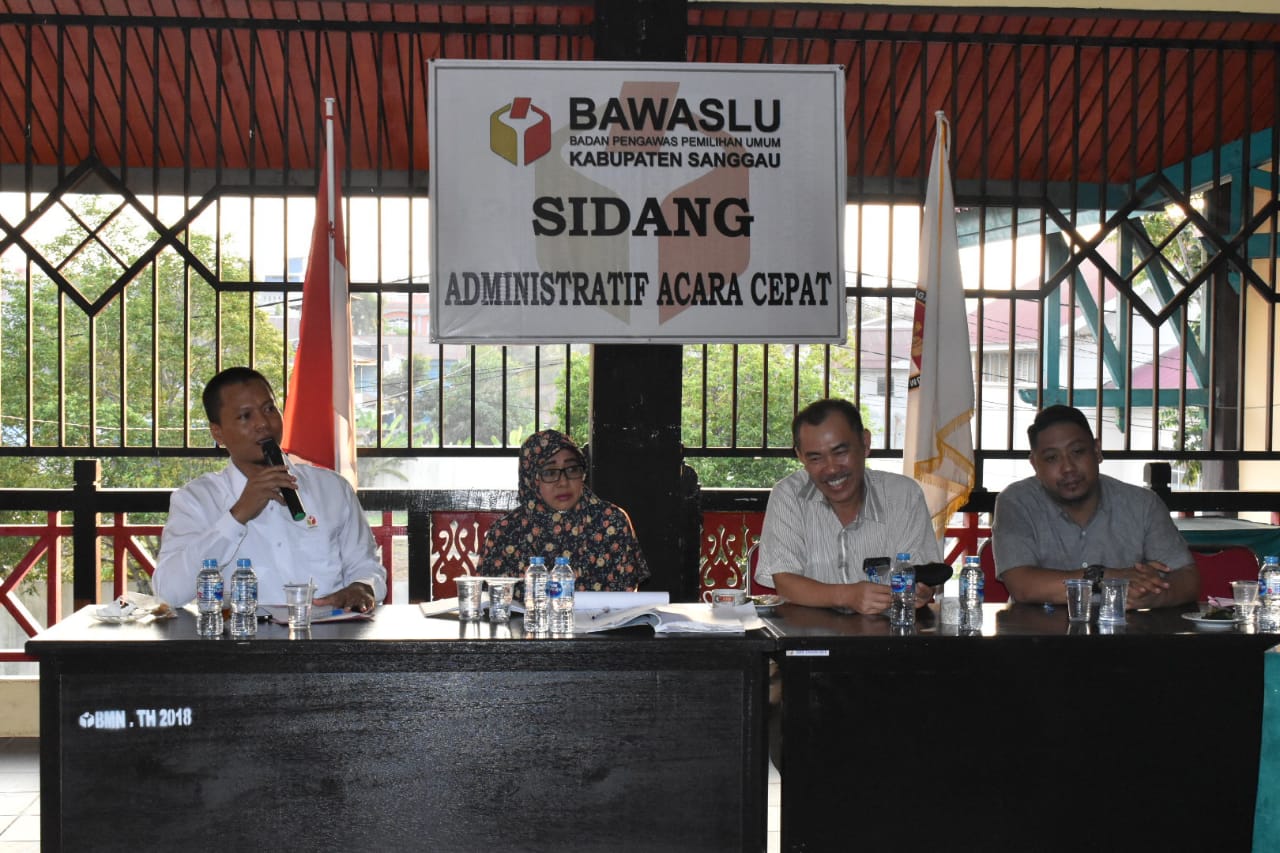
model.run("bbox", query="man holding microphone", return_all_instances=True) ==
[154,366,384,611]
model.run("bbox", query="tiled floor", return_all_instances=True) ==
[0,738,39,853]
[767,757,781,853]
[0,738,781,852]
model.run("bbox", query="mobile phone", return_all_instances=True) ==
[862,556,890,584]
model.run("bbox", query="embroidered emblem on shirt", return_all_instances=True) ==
[306,514,318,529]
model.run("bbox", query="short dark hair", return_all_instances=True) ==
[792,398,864,449]
[1027,405,1093,449]
[202,367,272,423]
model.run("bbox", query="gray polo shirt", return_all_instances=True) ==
[755,467,940,588]
[991,474,1194,575]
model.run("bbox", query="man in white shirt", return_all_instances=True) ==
[754,398,940,614]
[154,367,385,610]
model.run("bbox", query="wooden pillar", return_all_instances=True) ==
[1204,184,1239,493]
[589,1,699,600]
[72,459,102,608]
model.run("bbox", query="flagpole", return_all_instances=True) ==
[324,97,352,485]
[325,97,336,319]
[325,98,358,487]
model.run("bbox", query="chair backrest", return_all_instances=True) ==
[429,510,507,601]
[699,511,769,597]
[978,540,1010,602]
[1190,545,1259,600]
[745,541,776,595]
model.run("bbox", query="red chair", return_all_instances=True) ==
[699,511,770,597]
[745,541,776,595]
[429,510,506,601]
[1190,545,1259,600]
[977,540,1010,602]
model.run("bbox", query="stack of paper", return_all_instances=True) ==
[577,600,764,634]
[419,590,764,633]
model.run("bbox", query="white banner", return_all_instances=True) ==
[429,60,846,343]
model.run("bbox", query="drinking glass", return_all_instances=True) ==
[486,578,517,623]
[1097,578,1129,623]
[283,583,313,630]
[1232,580,1260,625]
[1063,578,1093,623]
[455,577,484,622]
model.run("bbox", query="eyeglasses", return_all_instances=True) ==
[537,464,585,483]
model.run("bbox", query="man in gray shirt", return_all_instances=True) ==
[992,404,1200,607]
[755,398,940,614]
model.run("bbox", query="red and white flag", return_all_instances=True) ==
[903,111,975,542]
[282,98,358,487]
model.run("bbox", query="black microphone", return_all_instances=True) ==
[261,438,307,521]
[913,562,954,588]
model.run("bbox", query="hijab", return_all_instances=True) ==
[476,430,650,591]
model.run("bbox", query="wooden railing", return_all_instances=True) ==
[4,461,1279,662]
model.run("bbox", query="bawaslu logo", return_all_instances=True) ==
[490,97,551,165]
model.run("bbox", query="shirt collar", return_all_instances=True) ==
[225,460,248,491]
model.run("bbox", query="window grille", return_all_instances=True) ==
[0,5,1275,496]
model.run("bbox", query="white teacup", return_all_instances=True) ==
[708,588,747,607]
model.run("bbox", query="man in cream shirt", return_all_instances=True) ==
[754,398,939,614]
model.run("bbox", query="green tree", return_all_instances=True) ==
[1141,206,1207,282]
[381,346,546,448]
[551,349,591,449]
[552,344,860,488]
[1160,405,1205,487]
[0,194,281,588]
[682,344,860,487]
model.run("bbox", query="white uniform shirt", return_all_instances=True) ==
[154,461,386,606]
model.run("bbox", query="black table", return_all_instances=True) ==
[27,605,772,852]
[764,601,1278,853]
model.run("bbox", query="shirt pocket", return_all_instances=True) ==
[296,525,339,566]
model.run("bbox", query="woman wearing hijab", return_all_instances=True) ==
[477,429,650,591]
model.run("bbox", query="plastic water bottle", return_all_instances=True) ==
[524,556,549,633]
[228,557,258,639]
[195,558,224,638]
[960,555,984,629]
[889,552,916,627]
[1259,555,1280,631]
[549,556,575,635]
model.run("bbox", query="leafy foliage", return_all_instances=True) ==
[0,194,280,585]
[549,344,861,488]
[381,346,562,448]
[682,344,861,487]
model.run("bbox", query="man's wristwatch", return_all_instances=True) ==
[1082,564,1106,593]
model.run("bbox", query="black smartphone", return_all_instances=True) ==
[862,556,890,584]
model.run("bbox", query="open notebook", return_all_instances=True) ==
[420,590,764,633]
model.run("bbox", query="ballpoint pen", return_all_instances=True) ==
[590,607,612,620]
